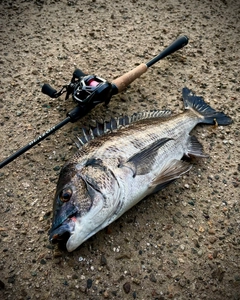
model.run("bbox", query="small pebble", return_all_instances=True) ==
[103,290,109,298]
[193,239,200,248]
[100,254,107,266]
[123,282,131,294]
[150,273,157,282]
[209,236,217,244]
[213,250,218,258]
[179,278,186,287]
[53,166,61,171]
[8,275,15,284]
[16,110,23,116]
[53,249,62,258]
[86,278,93,289]
[234,275,240,281]
[179,244,185,251]
[208,254,213,260]
[0,280,5,290]
[40,259,46,265]
[132,277,141,285]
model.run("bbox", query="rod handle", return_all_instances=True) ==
[112,63,148,93]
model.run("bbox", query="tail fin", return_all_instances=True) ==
[182,87,232,125]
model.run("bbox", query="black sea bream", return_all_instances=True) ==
[49,87,232,252]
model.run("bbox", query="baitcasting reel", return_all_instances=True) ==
[42,69,114,107]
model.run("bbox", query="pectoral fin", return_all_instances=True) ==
[120,138,173,176]
[150,159,192,193]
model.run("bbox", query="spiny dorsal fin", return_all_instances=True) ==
[75,109,172,148]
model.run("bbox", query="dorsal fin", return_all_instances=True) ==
[75,109,171,148]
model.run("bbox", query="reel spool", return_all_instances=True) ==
[72,74,112,106]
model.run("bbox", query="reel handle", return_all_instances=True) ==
[42,83,58,98]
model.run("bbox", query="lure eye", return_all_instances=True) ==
[60,188,72,202]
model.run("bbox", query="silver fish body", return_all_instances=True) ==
[49,87,232,252]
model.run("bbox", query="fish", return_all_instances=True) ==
[48,87,232,252]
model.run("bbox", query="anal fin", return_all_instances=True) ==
[186,135,209,158]
[150,159,192,193]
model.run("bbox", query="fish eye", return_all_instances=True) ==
[60,188,72,202]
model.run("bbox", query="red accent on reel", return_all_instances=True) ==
[88,79,99,87]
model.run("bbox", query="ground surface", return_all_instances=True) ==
[0,0,239,299]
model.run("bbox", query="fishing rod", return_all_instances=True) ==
[0,35,189,169]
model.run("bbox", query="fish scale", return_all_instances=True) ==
[49,87,232,252]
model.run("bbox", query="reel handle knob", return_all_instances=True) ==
[73,68,87,79]
[41,83,58,98]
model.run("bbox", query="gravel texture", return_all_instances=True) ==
[0,0,239,299]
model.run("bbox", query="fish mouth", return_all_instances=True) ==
[49,217,76,248]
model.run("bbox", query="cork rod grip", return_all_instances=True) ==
[112,63,148,93]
